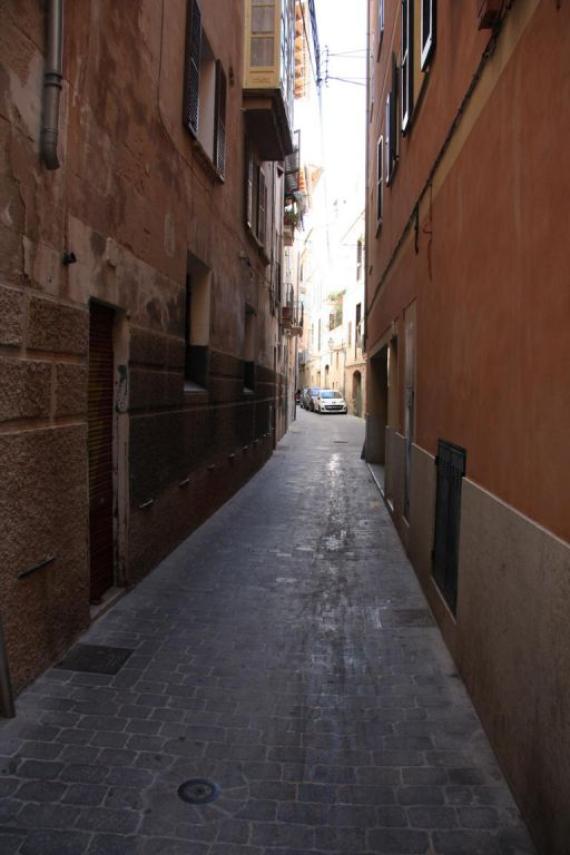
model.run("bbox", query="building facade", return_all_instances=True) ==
[0,0,297,697]
[366,0,570,851]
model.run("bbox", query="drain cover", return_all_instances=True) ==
[55,644,133,675]
[178,779,220,805]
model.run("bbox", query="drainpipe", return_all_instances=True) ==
[40,0,64,170]
[0,617,15,719]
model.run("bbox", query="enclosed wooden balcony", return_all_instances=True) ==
[243,0,295,160]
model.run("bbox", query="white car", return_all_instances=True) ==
[315,390,348,414]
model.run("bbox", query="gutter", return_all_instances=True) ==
[40,0,64,170]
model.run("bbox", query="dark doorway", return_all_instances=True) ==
[352,370,362,417]
[432,440,467,615]
[88,303,115,603]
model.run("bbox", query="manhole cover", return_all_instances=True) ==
[55,644,133,675]
[178,779,220,805]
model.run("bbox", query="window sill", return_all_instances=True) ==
[184,381,208,396]
[189,134,225,184]
[246,228,270,266]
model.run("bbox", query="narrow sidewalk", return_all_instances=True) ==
[0,412,535,854]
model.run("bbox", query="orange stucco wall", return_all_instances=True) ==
[367,0,570,543]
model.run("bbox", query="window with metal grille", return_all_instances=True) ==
[183,1,227,176]
[432,440,466,615]
[385,55,398,184]
[214,61,227,176]
[421,0,436,70]
[183,0,201,135]
[377,0,385,57]
[401,0,413,133]
[376,135,384,225]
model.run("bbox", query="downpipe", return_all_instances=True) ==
[40,0,64,170]
[0,617,15,719]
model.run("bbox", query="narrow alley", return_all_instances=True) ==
[0,413,535,855]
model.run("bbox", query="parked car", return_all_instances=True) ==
[304,387,320,411]
[315,389,348,414]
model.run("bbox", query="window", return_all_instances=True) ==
[348,321,352,348]
[356,239,363,279]
[183,0,227,175]
[245,147,268,249]
[401,0,413,133]
[376,136,384,225]
[185,254,211,389]
[385,55,398,184]
[251,0,276,67]
[432,440,466,615]
[355,303,362,350]
[377,0,385,56]
[421,0,436,70]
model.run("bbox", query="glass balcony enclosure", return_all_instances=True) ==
[244,0,295,160]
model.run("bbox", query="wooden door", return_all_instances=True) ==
[88,304,115,603]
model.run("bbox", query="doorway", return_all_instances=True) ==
[352,370,363,417]
[366,347,388,463]
[88,303,115,603]
[403,305,416,521]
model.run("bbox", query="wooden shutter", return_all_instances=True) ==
[258,169,266,246]
[183,0,201,134]
[214,60,227,176]
[88,304,115,603]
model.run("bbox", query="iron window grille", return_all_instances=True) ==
[377,0,385,57]
[421,0,436,70]
[376,135,384,225]
[432,440,467,615]
[401,0,413,134]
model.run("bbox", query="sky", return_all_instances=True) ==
[315,0,367,208]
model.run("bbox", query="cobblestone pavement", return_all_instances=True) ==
[0,410,536,854]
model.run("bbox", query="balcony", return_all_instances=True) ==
[243,0,295,160]
[281,301,304,336]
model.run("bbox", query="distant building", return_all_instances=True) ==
[366,0,570,851]
[0,0,296,695]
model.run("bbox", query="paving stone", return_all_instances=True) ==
[17,802,80,829]
[0,414,535,854]
[367,827,430,853]
[432,829,502,853]
[0,831,25,854]
[17,760,64,779]
[237,799,277,821]
[397,785,445,805]
[61,784,107,806]
[458,805,500,828]
[15,780,67,803]
[87,833,141,854]
[60,764,109,784]
[76,805,140,833]
[19,830,91,854]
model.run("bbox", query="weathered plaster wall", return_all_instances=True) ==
[0,0,290,691]
[366,0,570,850]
